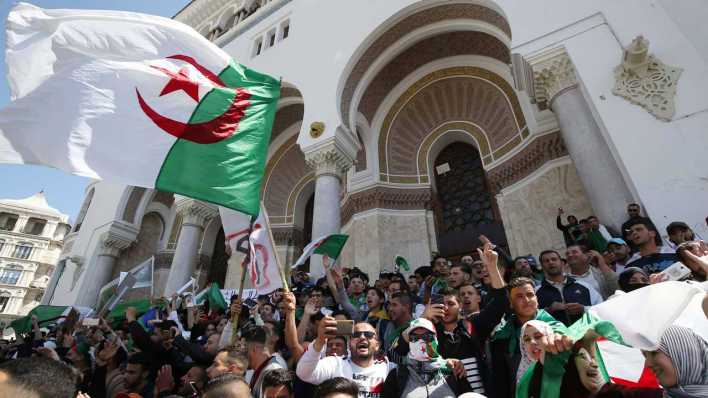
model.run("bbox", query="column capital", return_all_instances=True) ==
[303,127,358,179]
[176,199,218,228]
[526,47,578,108]
[99,221,138,258]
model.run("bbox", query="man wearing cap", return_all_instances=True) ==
[607,238,631,274]
[381,318,470,398]
[296,319,395,398]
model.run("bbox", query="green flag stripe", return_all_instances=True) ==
[313,234,349,260]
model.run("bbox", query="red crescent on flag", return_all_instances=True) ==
[136,54,251,144]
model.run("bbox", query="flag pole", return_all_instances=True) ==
[230,217,254,345]
[260,202,290,292]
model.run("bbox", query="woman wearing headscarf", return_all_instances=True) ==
[617,267,650,292]
[381,318,471,398]
[643,325,708,398]
[517,320,555,384]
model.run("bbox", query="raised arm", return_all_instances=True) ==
[281,292,305,362]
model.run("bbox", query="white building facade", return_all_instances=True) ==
[50,0,708,308]
[0,192,70,326]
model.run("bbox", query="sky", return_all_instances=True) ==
[0,0,191,222]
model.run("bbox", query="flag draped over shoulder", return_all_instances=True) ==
[0,3,279,216]
[220,205,282,295]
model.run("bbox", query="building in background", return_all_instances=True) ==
[50,0,708,309]
[0,192,70,327]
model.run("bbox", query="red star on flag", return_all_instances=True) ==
[151,65,201,102]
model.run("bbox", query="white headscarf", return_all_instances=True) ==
[516,320,555,383]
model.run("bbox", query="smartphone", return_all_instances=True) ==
[430,293,444,305]
[658,261,692,281]
[82,318,100,327]
[335,320,354,336]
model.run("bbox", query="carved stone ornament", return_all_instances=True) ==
[304,144,352,179]
[176,199,218,228]
[531,50,578,108]
[309,121,325,139]
[613,36,682,121]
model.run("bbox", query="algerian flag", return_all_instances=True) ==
[0,3,279,216]
[293,234,349,268]
[195,282,228,312]
[394,255,410,271]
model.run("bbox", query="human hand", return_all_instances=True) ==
[558,207,564,215]
[587,250,606,267]
[281,292,296,314]
[155,364,175,394]
[76,391,91,398]
[541,333,573,355]
[317,316,337,342]
[422,303,445,322]
[125,307,138,322]
[230,299,243,317]
[330,268,344,288]
[447,358,465,378]
[650,273,669,284]
[304,298,319,316]
[424,275,435,290]
[565,303,585,315]
[477,241,498,270]
[31,314,39,325]
[96,340,119,365]
[322,255,330,269]
[35,346,60,361]
[548,302,566,312]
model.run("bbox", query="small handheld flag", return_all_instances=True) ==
[294,234,349,268]
[394,255,410,271]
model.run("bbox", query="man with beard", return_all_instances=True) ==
[296,319,395,397]
[426,242,507,396]
[382,292,414,364]
[535,250,602,326]
[123,352,154,398]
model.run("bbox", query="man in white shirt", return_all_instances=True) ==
[296,318,395,398]
[565,244,619,298]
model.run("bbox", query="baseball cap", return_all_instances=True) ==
[402,318,436,342]
[607,238,627,247]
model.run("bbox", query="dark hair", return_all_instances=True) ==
[431,255,446,266]
[566,243,589,253]
[414,266,433,278]
[508,277,535,292]
[309,286,327,296]
[513,256,529,264]
[127,352,150,369]
[242,325,268,344]
[331,308,350,319]
[0,356,79,398]
[204,374,249,398]
[388,279,409,292]
[625,217,663,246]
[539,250,561,262]
[390,292,413,308]
[450,263,472,275]
[314,377,360,398]
[262,368,294,393]
[365,287,385,301]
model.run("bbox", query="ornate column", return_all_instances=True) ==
[164,199,218,295]
[78,221,136,307]
[528,48,633,230]
[303,128,356,276]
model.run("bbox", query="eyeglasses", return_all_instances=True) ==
[351,331,375,339]
[410,333,435,343]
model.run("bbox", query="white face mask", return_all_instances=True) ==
[409,340,434,362]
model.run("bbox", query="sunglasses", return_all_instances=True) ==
[410,333,435,343]
[351,331,376,339]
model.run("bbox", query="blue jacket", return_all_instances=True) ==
[535,276,592,326]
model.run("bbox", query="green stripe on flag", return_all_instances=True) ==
[313,234,349,260]
[156,61,280,217]
[395,255,410,271]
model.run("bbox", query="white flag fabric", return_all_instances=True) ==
[220,205,282,295]
[0,3,229,184]
[590,281,708,350]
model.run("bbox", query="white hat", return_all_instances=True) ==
[402,318,436,342]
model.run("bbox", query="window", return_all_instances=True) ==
[0,212,18,231]
[268,29,276,47]
[253,37,264,57]
[280,20,290,41]
[0,268,22,285]
[0,294,9,312]
[23,217,46,235]
[12,243,33,259]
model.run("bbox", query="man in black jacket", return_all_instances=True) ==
[536,250,602,325]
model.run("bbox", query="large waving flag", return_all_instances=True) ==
[0,3,279,216]
[293,234,349,268]
[221,205,282,295]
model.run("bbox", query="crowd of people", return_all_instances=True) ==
[0,202,707,398]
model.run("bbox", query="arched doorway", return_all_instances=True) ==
[433,142,507,258]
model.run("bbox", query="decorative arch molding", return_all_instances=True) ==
[271,103,304,144]
[262,136,313,225]
[339,0,511,127]
[120,187,146,224]
[378,67,528,184]
[420,125,490,189]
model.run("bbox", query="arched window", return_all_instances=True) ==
[73,188,95,232]
[0,291,10,312]
[0,265,22,285]
[12,242,33,259]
